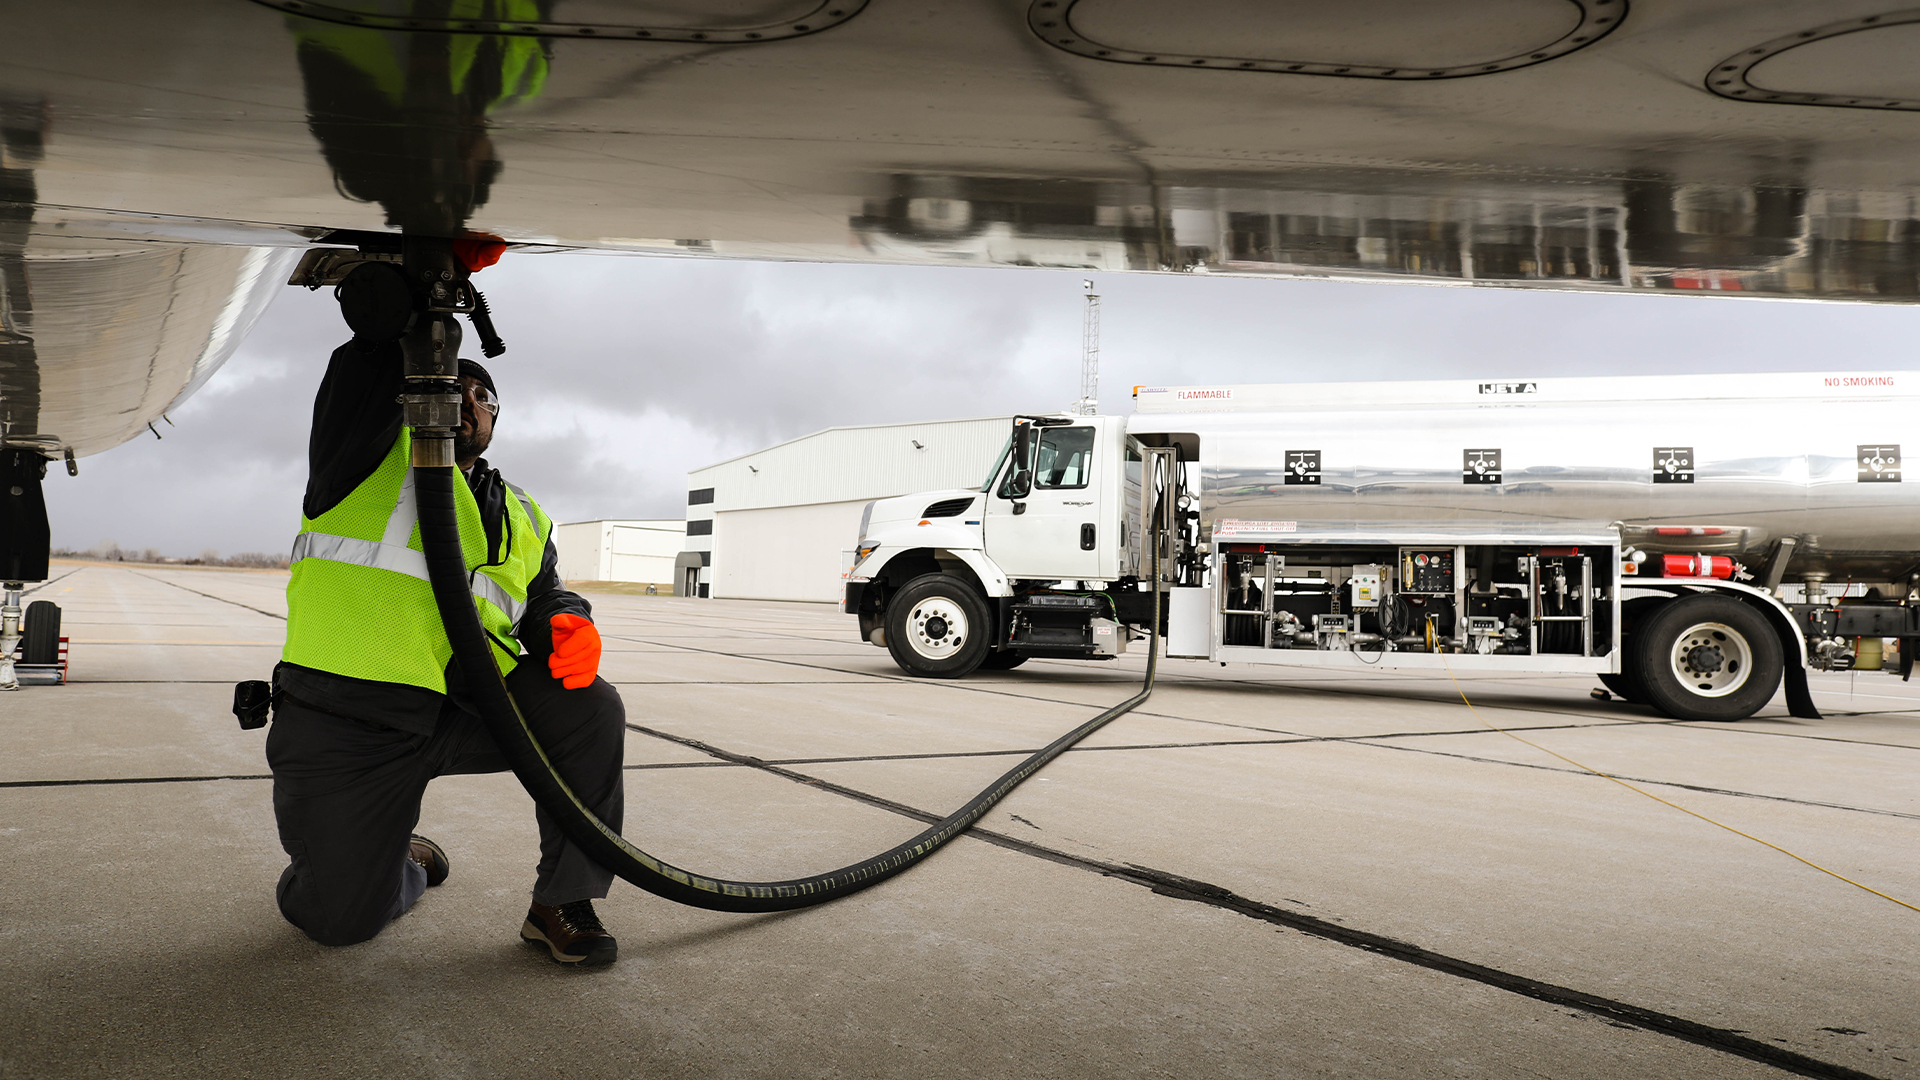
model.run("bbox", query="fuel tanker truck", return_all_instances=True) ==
[842,371,1920,722]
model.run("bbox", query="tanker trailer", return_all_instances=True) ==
[843,371,1920,721]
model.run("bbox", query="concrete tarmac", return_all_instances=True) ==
[4,562,1918,1079]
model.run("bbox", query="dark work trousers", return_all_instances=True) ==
[267,666,625,947]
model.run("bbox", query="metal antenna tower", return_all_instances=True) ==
[1073,279,1101,415]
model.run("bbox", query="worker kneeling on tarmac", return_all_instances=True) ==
[267,343,625,966]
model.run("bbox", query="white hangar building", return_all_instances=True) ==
[678,416,1013,602]
[555,520,687,589]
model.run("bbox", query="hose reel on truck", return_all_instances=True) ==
[280,235,1177,912]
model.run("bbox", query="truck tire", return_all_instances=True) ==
[23,600,60,665]
[978,651,1028,671]
[1632,595,1782,721]
[886,574,991,678]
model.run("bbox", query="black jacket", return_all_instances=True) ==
[277,340,591,734]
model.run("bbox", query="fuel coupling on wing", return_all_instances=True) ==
[287,231,507,358]
[288,233,509,466]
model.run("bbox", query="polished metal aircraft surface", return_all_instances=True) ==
[8,1,1920,458]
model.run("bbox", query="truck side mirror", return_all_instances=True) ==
[1003,422,1033,499]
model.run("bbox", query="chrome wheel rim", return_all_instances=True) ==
[906,596,969,661]
[1667,621,1752,698]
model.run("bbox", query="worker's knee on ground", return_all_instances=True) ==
[277,880,397,947]
[296,910,392,948]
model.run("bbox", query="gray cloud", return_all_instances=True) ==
[484,256,1060,442]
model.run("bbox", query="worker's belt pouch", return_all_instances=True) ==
[232,680,274,730]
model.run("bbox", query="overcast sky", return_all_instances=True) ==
[41,255,1920,557]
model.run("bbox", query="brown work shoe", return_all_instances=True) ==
[521,900,617,966]
[408,835,450,887]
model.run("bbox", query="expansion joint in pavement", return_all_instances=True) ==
[629,721,1886,1080]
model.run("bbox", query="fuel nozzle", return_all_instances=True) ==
[399,313,464,467]
[396,237,470,467]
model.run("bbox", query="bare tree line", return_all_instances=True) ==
[54,543,289,570]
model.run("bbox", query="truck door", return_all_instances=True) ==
[987,419,1109,581]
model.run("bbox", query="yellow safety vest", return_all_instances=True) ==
[283,427,552,693]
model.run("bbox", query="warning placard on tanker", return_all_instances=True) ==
[1859,445,1901,482]
[1214,520,1298,536]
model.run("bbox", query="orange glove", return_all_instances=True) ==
[548,613,601,690]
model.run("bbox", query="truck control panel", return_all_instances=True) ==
[1217,533,1609,659]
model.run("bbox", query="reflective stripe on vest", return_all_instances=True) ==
[506,481,537,530]
[289,530,526,626]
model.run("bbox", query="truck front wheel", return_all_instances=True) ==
[886,574,991,678]
[1632,595,1783,721]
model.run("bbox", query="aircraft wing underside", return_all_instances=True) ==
[7,0,1920,457]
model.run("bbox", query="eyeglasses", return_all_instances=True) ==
[460,379,499,416]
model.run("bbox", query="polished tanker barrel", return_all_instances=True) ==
[1131,373,1920,583]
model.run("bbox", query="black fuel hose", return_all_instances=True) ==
[415,462,1162,912]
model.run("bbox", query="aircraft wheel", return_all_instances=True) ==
[23,601,60,666]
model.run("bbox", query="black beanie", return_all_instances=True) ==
[458,357,496,398]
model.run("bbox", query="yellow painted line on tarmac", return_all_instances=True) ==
[1441,655,1920,915]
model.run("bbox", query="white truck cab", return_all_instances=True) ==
[982,414,1133,582]
[844,414,1142,676]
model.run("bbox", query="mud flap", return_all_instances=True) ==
[1784,664,1821,720]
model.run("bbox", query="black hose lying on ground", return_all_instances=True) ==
[414,463,1161,913]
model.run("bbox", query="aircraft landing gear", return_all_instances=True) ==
[0,583,21,690]
[1,448,58,690]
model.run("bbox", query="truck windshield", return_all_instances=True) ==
[979,432,1013,492]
